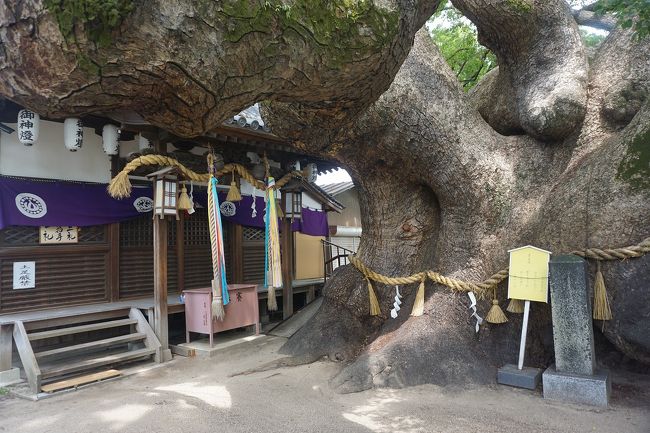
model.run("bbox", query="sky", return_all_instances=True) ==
[316,168,352,186]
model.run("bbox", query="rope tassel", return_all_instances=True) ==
[506,298,525,314]
[486,289,508,324]
[177,185,193,211]
[264,174,282,312]
[367,278,381,316]
[226,172,242,202]
[593,262,612,321]
[211,280,225,321]
[410,278,426,317]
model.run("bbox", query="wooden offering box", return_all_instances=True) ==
[184,284,260,347]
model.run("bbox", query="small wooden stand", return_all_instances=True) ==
[184,285,260,347]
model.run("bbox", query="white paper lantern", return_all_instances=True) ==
[138,134,151,151]
[64,118,83,152]
[305,163,318,183]
[17,109,39,146]
[102,124,119,155]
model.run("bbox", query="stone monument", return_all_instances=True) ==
[542,255,610,407]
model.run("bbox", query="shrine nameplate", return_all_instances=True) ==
[40,226,78,244]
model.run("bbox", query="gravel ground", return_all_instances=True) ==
[0,336,648,433]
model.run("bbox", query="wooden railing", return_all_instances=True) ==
[321,239,356,284]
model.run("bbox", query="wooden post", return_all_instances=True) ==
[108,223,120,302]
[152,138,171,362]
[518,300,531,370]
[176,212,185,292]
[153,214,171,362]
[13,321,41,394]
[281,194,294,319]
[232,224,244,282]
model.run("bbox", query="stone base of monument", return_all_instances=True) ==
[542,364,610,407]
[497,364,542,390]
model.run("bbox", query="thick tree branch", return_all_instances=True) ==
[453,0,588,141]
[0,0,440,137]
[572,9,616,31]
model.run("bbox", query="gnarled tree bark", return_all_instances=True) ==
[1,0,648,393]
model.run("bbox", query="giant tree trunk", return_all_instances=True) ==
[1,0,648,393]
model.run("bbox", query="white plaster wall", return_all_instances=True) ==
[0,119,112,183]
[327,188,361,227]
[302,193,322,210]
[118,138,139,158]
[240,179,266,198]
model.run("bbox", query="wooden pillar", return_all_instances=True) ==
[176,212,185,291]
[232,224,244,283]
[153,214,171,361]
[108,223,120,302]
[108,156,121,302]
[281,194,294,319]
[152,139,171,362]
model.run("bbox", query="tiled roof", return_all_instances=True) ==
[319,181,355,196]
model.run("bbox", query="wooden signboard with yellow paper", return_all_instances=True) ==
[497,245,552,389]
[507,245,551,303]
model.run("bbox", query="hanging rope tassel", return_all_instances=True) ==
[276,199,284,219]
[367,278,381,316]
[177,185,193,211]
[264,163,282,312]
[506,298,525,314]
[486,288,508,324]
[207,161,230,320]
[593,261,612,321]
[410,277,426,317]
[211,279,225,321]
[226,172,242,202]
[267,286,278,311]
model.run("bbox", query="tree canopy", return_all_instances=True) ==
[428,4,496,90]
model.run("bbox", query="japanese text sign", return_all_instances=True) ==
[507,245,551,303]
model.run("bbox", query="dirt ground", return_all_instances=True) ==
[0,336,648,433]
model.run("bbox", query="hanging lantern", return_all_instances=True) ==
[213,153,225,171]
[147,167,179,219]
[138,134,151,151]
[64,118,83,152]
[17,109,39,146]
[305,163,318,183]
[252,163,266,180]
[102,124,119,155]
[289,160,301,171]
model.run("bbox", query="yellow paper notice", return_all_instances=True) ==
[507,246,551,303]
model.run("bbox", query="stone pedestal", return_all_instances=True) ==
[543,365,610,407]
[543,255,609,407]
[0,367,21,386]
[497,364,542,390]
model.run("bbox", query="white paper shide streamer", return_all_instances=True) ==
[390,286,403,319]
[467,292,483,333]
[188,181,196,214]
